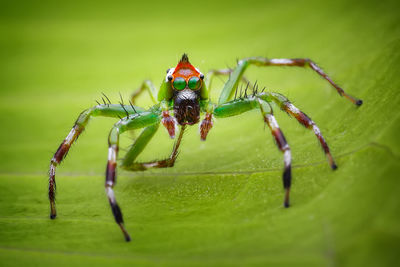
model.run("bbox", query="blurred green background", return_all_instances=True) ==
[0,0,399,266]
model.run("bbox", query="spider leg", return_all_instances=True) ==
[106,111,161,241]
[213,96,292,207]
[269,92,337,169]
[121,124,186,171]
[131,80,158,105]
[48,104,144,219]
[218,57,362,106]
[205,68,250,98]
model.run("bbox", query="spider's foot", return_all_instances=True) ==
[118,223,131,242]
[344,93,363,106]
[327,154,338,170]
[50,202,57,219]
[284,188,290,208]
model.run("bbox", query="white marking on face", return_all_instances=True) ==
[195,67,202,76]
[284,149,291,168]
[108,146,117,162]
[165,68,175,82]
[270,59,294,65]
[179,88,197,99]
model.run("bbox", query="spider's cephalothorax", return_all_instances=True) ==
[167,54,204,125]
[48,53,362,241]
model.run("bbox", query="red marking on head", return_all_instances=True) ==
[172,54,200,79]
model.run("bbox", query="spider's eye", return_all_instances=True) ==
[188,76,201,90]
[173,77,186,90]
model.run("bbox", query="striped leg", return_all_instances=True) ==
[49,104,143,219]
[258,98,292,207]
[218,57,362,106]
[270,92,337,170]
[106,111,161,241]
[213,96,292,207]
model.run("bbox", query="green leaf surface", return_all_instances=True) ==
[0,0,399,266]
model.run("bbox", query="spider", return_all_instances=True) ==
[49,54,362,241]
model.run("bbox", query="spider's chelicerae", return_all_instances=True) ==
[49,54,362,241]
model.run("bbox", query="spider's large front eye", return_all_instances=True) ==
[173,77,186,90]
[188,76,201,90]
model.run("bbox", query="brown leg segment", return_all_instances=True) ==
[49,124,84,219]
[247,57,363,106]
[105,143,131,242]
[264,113,292,207]
[48,105,138,220]
[270,93,337,170]
[258,98,292,207]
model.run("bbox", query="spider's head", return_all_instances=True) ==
[166,54,205,125]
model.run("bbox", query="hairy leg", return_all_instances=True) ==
[48,104,144,219]
[131,80,158,105]
[213,96,292,207]
[205,68,250,97]
[218,57,362,106]
[269,92,337,169]
[106,111,174,241]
